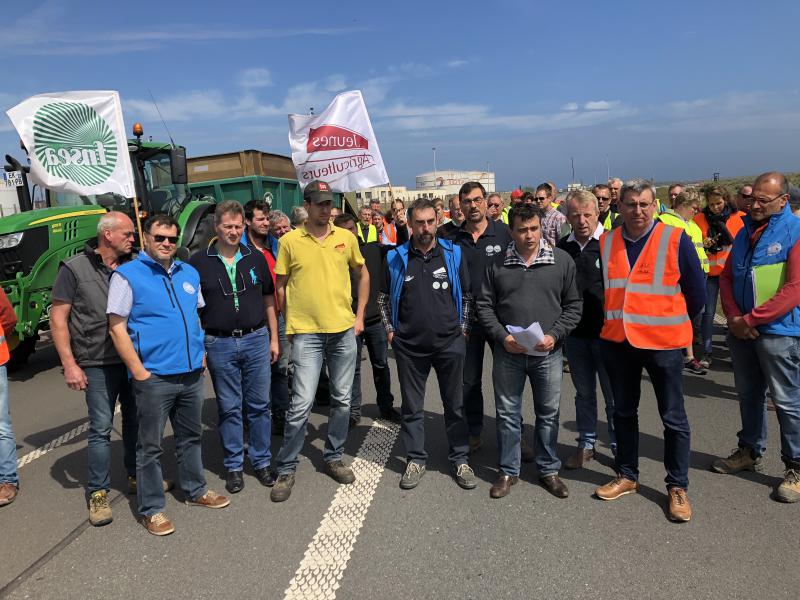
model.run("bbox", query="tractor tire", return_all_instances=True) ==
[186,214,215,257]
[8,333,39,372]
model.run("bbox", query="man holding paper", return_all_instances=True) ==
[478,203,582,499]
[713,172,800,504]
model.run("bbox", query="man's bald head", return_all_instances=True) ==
[753,171,789,196]
[97,211,135,256]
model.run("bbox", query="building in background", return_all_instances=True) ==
[354,169,496,209]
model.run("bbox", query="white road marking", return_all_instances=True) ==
[16,406,120,470]
[284,419,401,600]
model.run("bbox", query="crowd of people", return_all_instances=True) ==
[0,172,798,535]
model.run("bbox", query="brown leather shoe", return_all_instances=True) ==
[539,474,569,498]
[564,448,595,470]
[596,476,640,500]
[667,487,692,522]
[489,474,518,499]
[141,512,175,536]
[0,482,18,506]
[186,489,230,509]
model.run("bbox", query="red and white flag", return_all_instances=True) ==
[288,90,389,191]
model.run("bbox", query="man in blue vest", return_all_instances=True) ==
[713,172,800,503]
[378,198,477,491]
[108,215,230,536]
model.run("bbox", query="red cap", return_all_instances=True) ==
[510,189,523,199]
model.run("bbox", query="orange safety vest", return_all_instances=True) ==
[0,321,9,365]
[600,222,692,350]
[382,220,398,245]
[693,211,745,277]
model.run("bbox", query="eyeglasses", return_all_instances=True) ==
[151,234,179,244]
[621,202,653,210]
[751,193,786,206]
[218,272,247,296]
[535,196,548,202]
[461,196,485,205]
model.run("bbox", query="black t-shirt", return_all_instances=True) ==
[381,243,469,357]
[443,218,512,298]
[189,243,274,332]
[556,234,604,338]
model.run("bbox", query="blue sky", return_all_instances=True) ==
[2,0,799,189]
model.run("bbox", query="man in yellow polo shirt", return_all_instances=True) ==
[271,180,369,502]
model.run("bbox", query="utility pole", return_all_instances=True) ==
[432,147,437,188]
[571,156,576,184]
[606,154,610,182]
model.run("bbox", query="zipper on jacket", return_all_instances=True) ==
[161,279,176,307]
[166,275,194,371]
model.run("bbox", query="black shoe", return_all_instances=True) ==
[271,412,286,436]
[254,467,276,487]
[349,416,361,430]
[378,406,402,423]
[225,471,244,494]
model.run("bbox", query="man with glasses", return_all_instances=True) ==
[713,172,800,504]
[108,215,229,536]
[52,212,152,526]
[735,184,754,214]
[443,182,513,452]
[595,180,705,522]
[593,184,621,231]
[535,183,568,247]
[190,201,280,494]
[486,193,504,222]
[271,181,368,502]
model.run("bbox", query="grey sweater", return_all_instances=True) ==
[477,247,583,349]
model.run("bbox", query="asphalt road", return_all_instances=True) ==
[0,333,796,600]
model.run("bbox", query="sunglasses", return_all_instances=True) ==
[151,234,179,244]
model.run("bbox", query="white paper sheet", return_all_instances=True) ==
[505,322,549,356]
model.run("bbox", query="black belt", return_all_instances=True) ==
[205,323,265,338]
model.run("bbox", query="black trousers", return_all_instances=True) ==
[394,335,470,465]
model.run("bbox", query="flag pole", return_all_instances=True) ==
[132,195,144,246]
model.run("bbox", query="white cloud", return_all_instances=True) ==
[584,100,620,111]
[446,60,469,68]
[561,102,579,111]
[237,68,272,89]
[325,74,348,93]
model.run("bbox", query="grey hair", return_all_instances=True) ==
[289,206,308,226]
[566,189,599,212]
[269,209,289,227]
[619,179,657,204]
[96,211,122,235]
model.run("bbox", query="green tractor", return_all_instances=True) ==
[1,125,216,366]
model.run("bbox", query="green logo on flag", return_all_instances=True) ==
[33,101,117,186]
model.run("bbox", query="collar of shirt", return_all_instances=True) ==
[504,238,555,267]
[567,222,604,250]
[409,239,440,259]
[140,250,176,275]
[621,219,656,243]
[456,218,496,241]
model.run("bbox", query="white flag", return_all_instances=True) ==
[6,91,135,197]
[288,90,389,192]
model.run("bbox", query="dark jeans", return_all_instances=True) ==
[463,325,490,437]
[601,340,691,490]
[394,336,469,466]
[133,371,207,517]
[205,327,272,472]
[85,364,137,494]
[565,336,616,451]
[271,314,291,414]
[350,320,394,420]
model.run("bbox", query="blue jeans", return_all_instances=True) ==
[728,332,800,468]
[133,371,207,517]
[565,336,616,451]
[271,315,290,414]
[601,341,691,489]
[205,327,272,472]
[493,346,563,477]
[0,366,18,486]
[84,364,137,494]
[350,320,394,420]
[275,329,357,475]
[701,276,720,355]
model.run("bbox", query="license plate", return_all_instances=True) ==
[2,171,23,187]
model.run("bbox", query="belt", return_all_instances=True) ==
[205,323,265,338]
